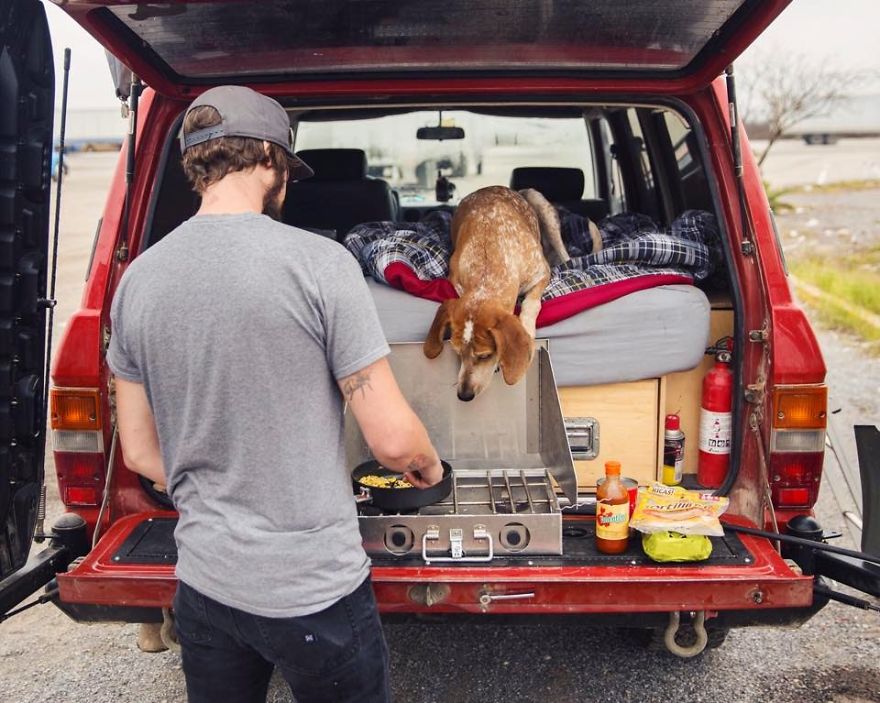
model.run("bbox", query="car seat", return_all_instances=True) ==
[283,149,397,240]
[510,167,609,222]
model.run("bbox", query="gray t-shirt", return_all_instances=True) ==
[107,213,389,617]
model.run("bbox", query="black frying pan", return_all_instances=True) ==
[352,460,452,511]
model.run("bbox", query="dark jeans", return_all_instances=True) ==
[173,577,390,703]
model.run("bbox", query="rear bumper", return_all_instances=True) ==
[56,512,818,623]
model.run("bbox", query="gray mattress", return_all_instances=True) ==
[366,280,711,386]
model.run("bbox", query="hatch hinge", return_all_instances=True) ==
[101,325,112,354]
[741,240,755,257]
[744,383,765,406]
[748,321,769,344]
[115,241,129,262]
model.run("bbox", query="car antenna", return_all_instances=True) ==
[34,47,71,543]
[116,73,143,263]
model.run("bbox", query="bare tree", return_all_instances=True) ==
[739,52,866,167]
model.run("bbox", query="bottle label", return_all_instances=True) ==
[596,500,629,540]
[699,410,731,455]
[663,437,685,484]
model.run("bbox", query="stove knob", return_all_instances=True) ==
[384,525,415,555]
[499,522,530,552]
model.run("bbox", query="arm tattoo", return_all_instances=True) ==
[342,371,373,402]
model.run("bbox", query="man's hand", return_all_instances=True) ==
[403,454,444,489]
[115,378,166,486]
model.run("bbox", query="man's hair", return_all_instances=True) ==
[181,105,291,193]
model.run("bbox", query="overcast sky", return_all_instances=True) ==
[43,0,880,111]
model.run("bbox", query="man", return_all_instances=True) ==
[107,85,443,703]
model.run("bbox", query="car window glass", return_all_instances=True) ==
[661,110,712,211]
[598,118,626,213]
[627,109,656,196]
[664,111,694,172]
[295,111,596,206]
[103,1,750,78]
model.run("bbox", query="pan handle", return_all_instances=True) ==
[355,488,372,504]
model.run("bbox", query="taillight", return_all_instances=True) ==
[769,385,827,508]
[51,388,105,507]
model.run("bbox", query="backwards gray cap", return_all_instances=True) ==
[180,86,314,181]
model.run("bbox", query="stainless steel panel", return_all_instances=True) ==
[345,342,578,503]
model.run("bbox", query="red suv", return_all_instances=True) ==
[2,0,878,656]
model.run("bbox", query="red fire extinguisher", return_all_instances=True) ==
[698,349,733,488]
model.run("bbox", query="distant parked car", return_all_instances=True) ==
[802,133,840,146]
[51,149,68,181]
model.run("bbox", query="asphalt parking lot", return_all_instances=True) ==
[0,151,878,703]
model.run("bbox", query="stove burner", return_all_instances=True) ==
[492,500,532,515]
[357,468,564,558]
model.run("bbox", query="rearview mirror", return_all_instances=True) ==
[417,126,465,141]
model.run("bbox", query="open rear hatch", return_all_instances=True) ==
[63,0,793,97]
[58,344,815,619]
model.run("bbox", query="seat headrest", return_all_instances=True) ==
[510,167,585,202]
[294,149,367,181]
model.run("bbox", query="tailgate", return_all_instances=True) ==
[58,512,813,615]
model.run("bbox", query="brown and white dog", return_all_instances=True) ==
[423,185,569,401]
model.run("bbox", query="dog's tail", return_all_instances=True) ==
[520,188,602,263]
[519,188,569,266]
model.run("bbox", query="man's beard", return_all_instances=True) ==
[262,168,286,221]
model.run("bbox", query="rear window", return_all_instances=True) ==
[103,0,749,79]
[295,110,596,206]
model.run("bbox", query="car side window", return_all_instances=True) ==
[597,118,626,214]
[661,111,712,212]
[625,109,661,219]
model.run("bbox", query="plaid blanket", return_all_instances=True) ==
[344,209,721,327]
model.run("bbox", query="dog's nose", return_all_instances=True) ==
[457,388,475,402]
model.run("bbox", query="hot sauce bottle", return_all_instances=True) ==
[596,460,630,554]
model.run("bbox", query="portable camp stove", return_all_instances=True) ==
[346,343,578,563]
[357,468,562,561]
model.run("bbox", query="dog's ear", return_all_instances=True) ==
[490,313,533,385]
[424,299,455,359]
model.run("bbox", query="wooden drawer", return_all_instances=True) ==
[558,379,664,489]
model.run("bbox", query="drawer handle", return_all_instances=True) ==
[564,416,599,460]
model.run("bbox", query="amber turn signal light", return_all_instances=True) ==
[772,385,827,430]
[50,388,101,431]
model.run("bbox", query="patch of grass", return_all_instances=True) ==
[764,181,796,212]
[791,259,880,316]
[796,288,880,356]
[794,179,880,193]
[844,244,880,269]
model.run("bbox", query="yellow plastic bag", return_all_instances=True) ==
[642,531,713,562]
[630,483,729,537]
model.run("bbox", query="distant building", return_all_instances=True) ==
[54,107,125,151]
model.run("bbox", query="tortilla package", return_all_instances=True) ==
[630,483,729,537]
